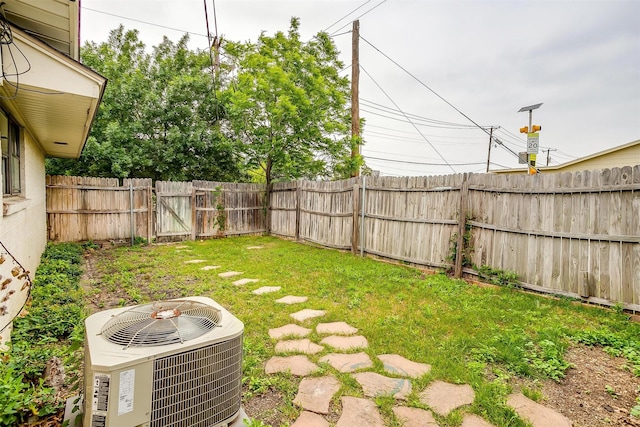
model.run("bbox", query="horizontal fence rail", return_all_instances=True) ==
[46,164,640,310]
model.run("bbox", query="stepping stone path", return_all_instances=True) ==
[218,271,243,278]
[252,286,280,294]
[269,324,311,339]
[420,381,475,416]
[319,352,372,372]
[247,246,264,250]
[320,335,368,351]
[265,355,318,376]
[290,309,326,322]
[232,278,259,286]
[291,411,329,427]
[316,321,358,335]
[275,339,324,355]
[175,245,189,249]
[336,397,385,427]
[184,259,206,264]
[293,376,340,414]
[249,270,570,427]
[378,354,431,378]
[200,265,220,271]
[507,393,572,427]
[276,295,308,304]
[353,372,411,399]
[393,406,438,427]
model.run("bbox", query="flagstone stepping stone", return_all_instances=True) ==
[200,265,221,271]
[175,245,189,249]
[232,278,259,286]
[253,286,281,295]
[506,393,571,427]
[291,309,326,322]
[269,324,312,339]
[316,321,357,335]
[336,396,385,427]
[184,259,206,264]
[420,381,475,416]
[291,411,329,427]
[265,355,319,376]
[319,352,373,372]
[392,406,438,427]
[218,271,243,278]
[378,354,432,378]
[275,339,324,355]
[247,246,264,250]
[319,335,368,351]
[462,414,495,427]
[293,376,340,415]
[276,295,308,304]
[353,372,411,400]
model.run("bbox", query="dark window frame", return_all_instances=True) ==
[1,110,21,196]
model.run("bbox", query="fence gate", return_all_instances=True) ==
[155,181,193,242]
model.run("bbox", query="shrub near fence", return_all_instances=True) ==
[46,165,640,310]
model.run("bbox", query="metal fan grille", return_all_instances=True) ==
[100,300,222,348]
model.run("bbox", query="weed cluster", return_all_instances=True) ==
[0,243,86,426]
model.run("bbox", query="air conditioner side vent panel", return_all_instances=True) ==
[149,333,243,427]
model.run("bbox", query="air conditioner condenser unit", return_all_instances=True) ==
[83,296,244,427]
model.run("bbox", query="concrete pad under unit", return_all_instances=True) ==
[276,295,309,304]
[291,411,329,427]
[392,406,439,427]
[265,355,319,376]
[316,321,358,335]
[419,380,475,416]
[232,278,259,286]
[319,335,368,351]
[293,376,341,415]
[269,324,312,340]
[218,271,243,278]
[253,286,281,295]
[353,372,411,400]
[275,339,324,355]
[290,309,326,322]
[335,396,385,427]
[378,354,432,378]
[506,393,572,427]
[319,352,373,373]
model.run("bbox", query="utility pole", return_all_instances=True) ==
[543,148,557,166]
[485,126,497,173]
[350,20,360,177]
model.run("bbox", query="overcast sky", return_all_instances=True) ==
[80,0,640,177]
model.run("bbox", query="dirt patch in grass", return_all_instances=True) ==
[538,345,640,427]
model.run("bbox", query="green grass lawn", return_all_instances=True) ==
[85,236,640,426]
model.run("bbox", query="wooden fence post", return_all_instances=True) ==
[352,182,360,254]
[295,181,302,241]
[191,186,197,241]
[454,173,469,278]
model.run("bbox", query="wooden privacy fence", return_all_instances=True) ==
[46,166,640,310]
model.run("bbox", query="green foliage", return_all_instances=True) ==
[47,26,244,182]
[0,243,86,425]
[446,219,473,271]
[573,328,640,376]
[224,18,356,185]
[476,265,520,288]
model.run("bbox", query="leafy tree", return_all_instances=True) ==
[46,26,244,182]
[224,18,360,189]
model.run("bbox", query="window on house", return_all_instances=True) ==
[0,110,21,196]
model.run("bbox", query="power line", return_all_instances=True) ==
[364,155,486,167]
[83,7,209,38]
[330,0,389,35]
[360,65,456,173]
[360,35,527,166]
[323,0,372,32]
[361,98,484,128]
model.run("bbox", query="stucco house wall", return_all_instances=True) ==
[0,130,47,275]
